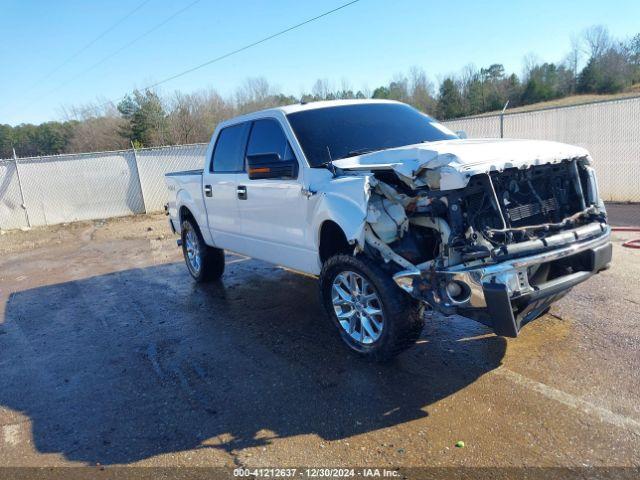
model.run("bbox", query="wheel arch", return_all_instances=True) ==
[318,220,352,264]
[179,205,196,227]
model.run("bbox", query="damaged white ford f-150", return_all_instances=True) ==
[165,99,612,361]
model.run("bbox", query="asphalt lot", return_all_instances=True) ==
[0,213,638,469]
[605,202,640,227]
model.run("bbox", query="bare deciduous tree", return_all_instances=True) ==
[583,25,612,59]
[311,78,333,100]
[235,77,277,113]
[408,66,436,114]
[167,89,234,144]
[62,100,129,152]
[522,52,541,82]
[562,35,582,92]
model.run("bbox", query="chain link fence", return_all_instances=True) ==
[16,150,144,227]
[0,143,207,231]
[1,97,639,231]
[135,144,208,212]
[444,96,640,227]
[0,159,29,230]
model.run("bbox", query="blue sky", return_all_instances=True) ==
[2,0,639,125]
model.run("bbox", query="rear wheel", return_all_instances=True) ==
[320,254,424,361]
[181,218,225,282]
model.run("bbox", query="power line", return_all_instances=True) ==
[90,0,362,112]
[18,0,361,117]
[26,0,154,93]
[24,0,202,108]
[144,0,361,91]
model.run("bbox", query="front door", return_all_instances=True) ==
[237,118,315,272]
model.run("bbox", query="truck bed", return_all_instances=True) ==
[165,169,203,177]
[164,169,205,236]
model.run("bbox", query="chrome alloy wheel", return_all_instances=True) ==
[331,271,385,345]
[185,227,201,274]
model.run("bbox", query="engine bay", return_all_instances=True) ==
[362,158,607,272]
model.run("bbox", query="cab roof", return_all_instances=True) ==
[275,98,403,115]
[222,99,405,126]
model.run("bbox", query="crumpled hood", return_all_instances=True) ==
[332,138,591,190]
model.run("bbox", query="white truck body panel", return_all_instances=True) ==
[332,138,591,190]
[164,99,606,277]
[203,173,243,246]
[164,99,611,351]
[166,170,215,246]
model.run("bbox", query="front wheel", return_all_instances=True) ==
[319,254,424,362]
[181,218,225,282]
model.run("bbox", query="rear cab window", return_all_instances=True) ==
[211,122,250,172]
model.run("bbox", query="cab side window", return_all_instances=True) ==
[211,122,250,172]
[246,119,296,162]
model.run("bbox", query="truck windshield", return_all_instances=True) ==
[286,103,458,167]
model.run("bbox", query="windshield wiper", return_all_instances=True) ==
[344,148,376,158]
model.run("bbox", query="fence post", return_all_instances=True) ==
[12,148,31,228]
[130,142,147,214]
[499,100,510,138]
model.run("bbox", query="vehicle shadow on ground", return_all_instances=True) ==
[0,258,506,465]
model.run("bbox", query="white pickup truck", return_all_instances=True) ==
[165,99,611,361]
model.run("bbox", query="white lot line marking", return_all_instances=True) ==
[3,424,20,446]
[278,266,318,279]
[226,252,250,259]
[225,257,250,265]
[494,367,640,435]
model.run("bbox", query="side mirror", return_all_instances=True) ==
[247,153,298,180]
[455,130,468,139]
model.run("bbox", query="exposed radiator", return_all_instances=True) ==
[507,197,558,222]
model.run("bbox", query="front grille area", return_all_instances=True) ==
[490,161,583,228]
[462,161,588,243]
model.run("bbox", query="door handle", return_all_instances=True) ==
[237,185,247,200]
[204,185,212,197]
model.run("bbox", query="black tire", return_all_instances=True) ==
[319,254,424,362]
[181,218,225,283]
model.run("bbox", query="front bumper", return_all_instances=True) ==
[394,223,612,337]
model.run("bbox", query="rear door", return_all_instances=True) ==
[202,122,250,251]
[236,118,315,272]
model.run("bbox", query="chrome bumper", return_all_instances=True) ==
[393,223,612,336]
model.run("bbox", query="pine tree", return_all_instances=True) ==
[437,78,464,119]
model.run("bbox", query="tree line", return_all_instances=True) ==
[1,25,638,158]
[434,26,640,119]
